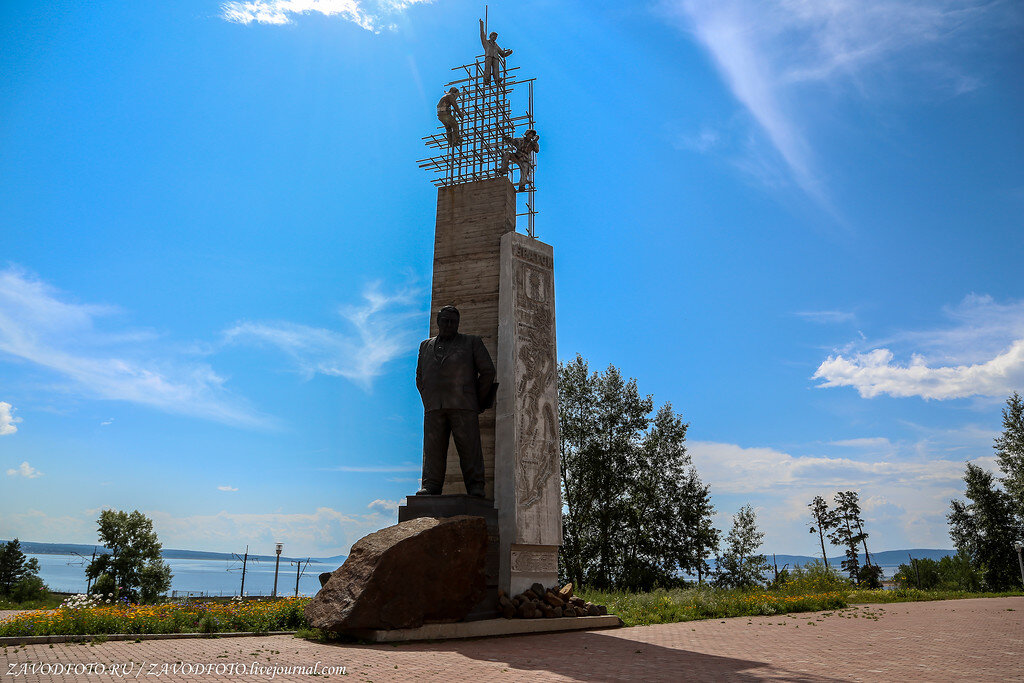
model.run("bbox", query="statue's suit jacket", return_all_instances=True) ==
[416,333,495,412]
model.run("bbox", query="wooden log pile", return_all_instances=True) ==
[497,582,608,619]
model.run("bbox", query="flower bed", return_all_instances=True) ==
[0,595,309,638]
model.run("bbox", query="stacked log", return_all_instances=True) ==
[496,582,608,619]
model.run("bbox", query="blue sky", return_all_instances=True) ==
[2,0,1022,559]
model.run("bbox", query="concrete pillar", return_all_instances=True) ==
[429,178,516,500]
[495,231,562,595]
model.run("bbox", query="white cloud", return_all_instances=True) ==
[220,0,434,31]
[100,418,114,426]
[664,0,1006,199]
[689,440,967,495]
[813,341,1024,400]
[218,485,239,492]
[147,506,392,556]
[367,498,400,513]
[6,461,43,478]
[794,310,856,324]
[690,438,991,553]
[829,437,891,448]
[673,127,721,153]
[813,295,1024,400]
[0,402,22,435]
[225,282,422,390]
[0,267,266,427]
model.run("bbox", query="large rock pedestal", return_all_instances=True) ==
[304,515,487,632]
[399,495,499,620]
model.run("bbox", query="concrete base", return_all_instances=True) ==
[345,614,622,643]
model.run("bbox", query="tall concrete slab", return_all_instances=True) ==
[429,178,516,500]
[495,231,562,595]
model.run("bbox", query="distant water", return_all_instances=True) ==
[29,554,341,597]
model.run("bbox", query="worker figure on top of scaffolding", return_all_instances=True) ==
[436,87,464,147]
[498,129,539,192]
[479,18,512,87]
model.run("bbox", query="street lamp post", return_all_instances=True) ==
[1014,541,1024,589]
[273,543,283,598]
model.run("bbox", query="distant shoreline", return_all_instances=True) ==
[3,540,346,565]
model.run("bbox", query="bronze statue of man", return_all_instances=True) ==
[498,129,539,192]
[436,86,464,147]
[479,18,513,87]
[416,305,496,497]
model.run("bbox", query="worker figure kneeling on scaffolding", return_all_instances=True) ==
[437,87,464,147]
[498,129,539,192]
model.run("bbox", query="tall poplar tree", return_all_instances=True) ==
[807,495,833,566]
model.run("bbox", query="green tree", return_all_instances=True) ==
[0,539,43,599]
[674,468,719,584]
[558,355,717,590]
[948,463,1019,590]
[807,496,834,566]
[558,355,651,589]
[995,392,1024,527]
[713,505,768,589]
[828,491,876,585]
[85,510,172,603]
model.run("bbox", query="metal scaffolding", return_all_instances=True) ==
[418,54,539,237]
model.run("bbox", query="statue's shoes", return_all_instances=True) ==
[415,487,442,496]
[467,489,486,498]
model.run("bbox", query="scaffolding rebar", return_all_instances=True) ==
[418,53,538,237]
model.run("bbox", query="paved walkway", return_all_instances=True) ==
[2,597,1022,681]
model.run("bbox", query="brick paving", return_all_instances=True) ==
[2,597,1022,682]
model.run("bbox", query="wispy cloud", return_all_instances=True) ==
[663,0,1006,200]
[367,498,400,513]
[6,461,43,478]
[0,267,266,427]
[225,282,423,390]
[794,310,856,324]
[323,464,420,473]
[217,485,239,492]
[220,0,434,31]
[828,437,891,448]
[0,402,22,435]
[813,294,1024,399]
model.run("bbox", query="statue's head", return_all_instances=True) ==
[526,129,538,139]
[448,87,460,95]
[437,305,460,338]
[489,31,498,40]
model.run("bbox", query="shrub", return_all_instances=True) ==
[780,560,851,595]
[893,554,983,592]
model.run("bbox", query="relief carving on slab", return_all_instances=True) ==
[510,548,558,574]
[513,253,558,510]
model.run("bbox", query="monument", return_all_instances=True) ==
[307,18,620,638]
[408,14,561,600]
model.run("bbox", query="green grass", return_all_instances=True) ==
[849,588,1024,604]
[0,594,64,611]
[578,586,848,627]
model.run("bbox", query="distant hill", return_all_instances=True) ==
[2,540,345,565]
[767,549,955,569]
